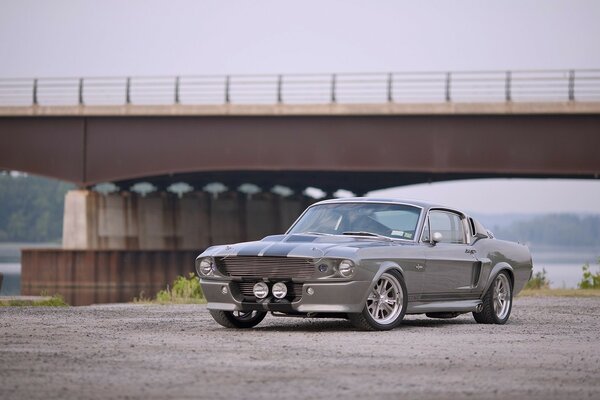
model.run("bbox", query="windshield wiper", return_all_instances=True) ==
[342,231,393,241]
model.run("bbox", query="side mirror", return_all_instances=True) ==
[432,232,443,244]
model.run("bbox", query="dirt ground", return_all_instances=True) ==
[1,297,599,400]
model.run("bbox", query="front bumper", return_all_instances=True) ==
[200,278,371,314]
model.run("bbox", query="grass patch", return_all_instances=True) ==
[578,259,600,289]
[135,273,205,304]
[0,295,68,307]
[521,259,600,297]
[519,288,600,298]
[524,268,550,290]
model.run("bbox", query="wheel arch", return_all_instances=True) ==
[482,262,515,295]
[358,261,407,306]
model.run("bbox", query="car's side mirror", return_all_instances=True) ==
[431,232,443,244]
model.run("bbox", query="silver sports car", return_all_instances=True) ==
[196,198,533,330]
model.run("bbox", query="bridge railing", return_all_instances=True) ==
[1,69,599,106]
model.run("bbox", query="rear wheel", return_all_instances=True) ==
[349,271,407,331]
[209,310,267,329]
[473,271,513,324]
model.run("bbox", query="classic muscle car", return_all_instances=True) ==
[196,198,533,330]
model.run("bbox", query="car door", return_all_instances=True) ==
[421,209,480,300]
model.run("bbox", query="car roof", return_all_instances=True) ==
[312,197,451,211]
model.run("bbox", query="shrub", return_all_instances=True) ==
[525,268,551,290]
[578,258,600,289]
[154,273,205,304]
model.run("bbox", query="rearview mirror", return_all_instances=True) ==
[432,232,443,244]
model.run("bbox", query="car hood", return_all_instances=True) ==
[199,233,416,260]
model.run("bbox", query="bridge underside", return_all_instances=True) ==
[112,170,598,197]
[1,113,599,195]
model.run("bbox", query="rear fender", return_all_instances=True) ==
[482,262,514,295]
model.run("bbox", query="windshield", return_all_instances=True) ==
[288,203,422,240]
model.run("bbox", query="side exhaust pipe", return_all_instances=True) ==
[475,303,483,313]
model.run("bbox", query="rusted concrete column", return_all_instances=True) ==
[63,190,213,250]
[63,190,99,249]
[277,196,305,233]
[63,189,311,250]
[177,192,211,250]
[246,192,281,240]
[209,191,243,245]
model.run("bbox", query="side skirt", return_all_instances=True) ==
[407,299,483,314]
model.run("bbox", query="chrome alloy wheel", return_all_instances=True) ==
[493,273,512,320]
[366,272,404,324]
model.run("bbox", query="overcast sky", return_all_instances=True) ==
[1,0,599,213]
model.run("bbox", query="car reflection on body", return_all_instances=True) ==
[196,198,533,331]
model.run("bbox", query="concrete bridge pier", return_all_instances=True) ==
[21,189,313,305]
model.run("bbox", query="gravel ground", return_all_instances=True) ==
[1,297,599,400]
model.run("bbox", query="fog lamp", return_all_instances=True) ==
[306,287,314,296]
[338,260,355,278]
[253,282,269,299]
[221,286,228,295]
[197,258,214,276]
[272,282,288,299]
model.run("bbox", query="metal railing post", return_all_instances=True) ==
[125,77,131,104]
[505,71,512,102]
[225,76,230,104]
[277,75,283,104]
[331,74,337,103]
[445,72,451,102]
[174,76,180,104]
[78,78,84,105]
[32,78,38,105]
[568,70,575,101]
[387,73,393,103]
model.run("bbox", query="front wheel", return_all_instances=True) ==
[209,310,267,329]
[473,271,513,324]
[349,271,408,331]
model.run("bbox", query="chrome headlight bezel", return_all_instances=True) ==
[197,257,215,277]
[337,259,355,278]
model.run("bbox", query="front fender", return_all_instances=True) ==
[357,261,406,308]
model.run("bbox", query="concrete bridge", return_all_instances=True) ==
[2,69,600,304]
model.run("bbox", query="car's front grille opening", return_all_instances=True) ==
[236,281,304,299]
[216,256,316,279]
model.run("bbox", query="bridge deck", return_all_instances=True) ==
[2,101,600,117]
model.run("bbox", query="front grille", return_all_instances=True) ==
[216,256,315,279]
[237,282,304,298]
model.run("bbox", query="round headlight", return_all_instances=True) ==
[253,282,269,299]
[338,259,355,278]
[197,257,214,276]
[272,282,288,299]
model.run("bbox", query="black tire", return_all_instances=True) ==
[473,271,513,324]
[348,270,408,331]
[209,310,267,329]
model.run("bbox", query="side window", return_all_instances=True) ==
[428,211,466,244]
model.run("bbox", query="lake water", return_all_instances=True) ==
[529,245,600,288]
[1,244,599,296]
